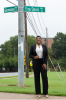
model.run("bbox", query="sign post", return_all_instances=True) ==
[18,0,24,87]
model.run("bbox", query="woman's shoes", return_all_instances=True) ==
[37,94,49,98]
[45,94,49,98]
[37,94,41,98]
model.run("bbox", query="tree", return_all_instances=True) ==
[52,32,66,59]
[0,35,18,71]
[0,54,3,71]
[58,57,66,69]
[10,35,18,57]
[0,35,36,72]
[27,35,36,54]
[0,35,18,58]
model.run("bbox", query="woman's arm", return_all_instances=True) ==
[44,45,48,65]
[29,45,35,59]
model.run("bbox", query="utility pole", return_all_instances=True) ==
[18,0,24,87]
[46,28,48,47]
[46,27,49,71]
[24,0,29,78]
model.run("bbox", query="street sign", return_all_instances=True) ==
[24,6,45,12]
[4,6,45,13]
[4,6,18,13]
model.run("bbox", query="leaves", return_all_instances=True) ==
[0,35,36,70]
[52,32,66,59]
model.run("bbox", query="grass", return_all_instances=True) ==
[0,72,66,96]
[0,75,18,79]
[47,72,66,96]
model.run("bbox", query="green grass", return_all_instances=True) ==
[0,75,18,79]
[0,72,66,96]
[47,72,66,96]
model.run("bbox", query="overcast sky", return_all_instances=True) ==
[0,0,66,45]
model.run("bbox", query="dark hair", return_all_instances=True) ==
[36,36,41,39]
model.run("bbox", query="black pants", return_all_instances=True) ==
[33,59,48,95]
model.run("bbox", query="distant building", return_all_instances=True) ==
[41,38,54,48]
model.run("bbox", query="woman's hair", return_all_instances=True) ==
[36,36,41,39]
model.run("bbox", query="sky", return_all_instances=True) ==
[0,0,66,45]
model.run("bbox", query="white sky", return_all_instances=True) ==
[0,0,66,45]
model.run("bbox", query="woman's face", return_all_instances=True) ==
[36,37,41,44]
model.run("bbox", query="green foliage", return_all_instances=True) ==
[0,35,36,71]
[27,35,36,54]
[10,36,18,57]
[0,50,2,54]
[52,32,66,59]
[58,57,66,69]
[0,35,18,71]
[0,35,18,58]
[48,48,57,68]
[3,58,9,68]
[48,32,66,69]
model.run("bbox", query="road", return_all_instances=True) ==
[0,72,18,77]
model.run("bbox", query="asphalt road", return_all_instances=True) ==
[0,72,18,77]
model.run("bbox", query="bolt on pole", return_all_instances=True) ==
[18,0,24,87]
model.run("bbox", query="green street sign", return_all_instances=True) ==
[4,6,18,13]
[4,6,45,13]
[24,6,45,12]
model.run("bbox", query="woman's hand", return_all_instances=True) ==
[34,55,39,59]
[42,64,47,70]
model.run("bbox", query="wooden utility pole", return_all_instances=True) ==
[46,28,48,47]
[24,0,29,78]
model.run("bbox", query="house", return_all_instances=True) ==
[41,38,53,48]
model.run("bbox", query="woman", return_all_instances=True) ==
[29,36,48,98]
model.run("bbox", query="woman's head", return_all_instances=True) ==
[36,36,41,44]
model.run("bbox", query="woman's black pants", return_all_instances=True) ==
[33,59,48,95]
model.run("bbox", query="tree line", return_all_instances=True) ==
[0,32,66,72]
[0,35,36,72]
[48,32,66,71]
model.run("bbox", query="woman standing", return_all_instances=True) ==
[29,36,48,98]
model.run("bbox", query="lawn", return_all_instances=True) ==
[0,72,66,96]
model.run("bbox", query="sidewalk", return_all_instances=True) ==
[0,92,66,99]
